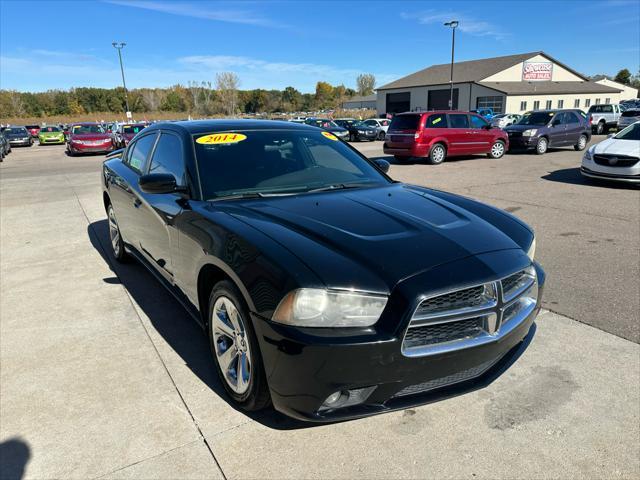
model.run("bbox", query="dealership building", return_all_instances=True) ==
[376,51,637,115]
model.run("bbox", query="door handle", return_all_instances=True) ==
[133,198,142,208]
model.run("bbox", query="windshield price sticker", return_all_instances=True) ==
[196,133,247,145]
[432,117,442,124]
[321,131,338,141]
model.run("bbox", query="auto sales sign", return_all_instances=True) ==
[522,62,553,81]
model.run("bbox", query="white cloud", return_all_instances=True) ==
[104,0,285,27]
[401,11,509,41]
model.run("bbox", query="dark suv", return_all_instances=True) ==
[504,110,590,155]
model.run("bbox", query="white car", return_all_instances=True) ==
[581,122,640,183]
[361,118,391,140]
[490,114,521,128]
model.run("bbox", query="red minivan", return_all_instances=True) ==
[383,111,509,164]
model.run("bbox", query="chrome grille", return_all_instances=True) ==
[402,266,538,357]
[593,154,639,168]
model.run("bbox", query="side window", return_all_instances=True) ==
[566,113,580,124]
[148,133,185,185]
[553,113,566,125]
[364,120,376,126]
[126,133,157,173]
[603,105,613,113]
[469,115,488,129]
[381,120,390,126]
[426,114,447,128]
[448,114,469,129]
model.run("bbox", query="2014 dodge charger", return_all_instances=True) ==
[102,120,544,421]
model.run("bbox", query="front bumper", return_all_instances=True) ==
[581,166,640,183]
[39,137,65,144]
[69,142,114,154]
[506,135,537,150]
[9,139,31,146]
[254,255,545,422]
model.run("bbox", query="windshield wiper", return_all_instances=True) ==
[306,183,372,193]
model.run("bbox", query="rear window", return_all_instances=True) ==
[588,105,614,113]
[123,125,146,134]
[425,114,447,128]
[389,114,420,130]
[621,110,640,117]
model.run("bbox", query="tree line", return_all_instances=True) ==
[0,72,378,119]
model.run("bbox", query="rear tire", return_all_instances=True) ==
[535,137,548,155]
[208,280,270,411]
[574,134,588,151]
[488,140,506,159]
[595,121,604,135]
[427,143,446,165]
[107,203,128,262]
[378,131,385,140]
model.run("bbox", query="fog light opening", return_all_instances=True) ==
[319,386,377,412]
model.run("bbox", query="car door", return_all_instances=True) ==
[446,113,472,154]
[548,113,567,146]
[136,131,187,282]
[108,132,158,246]
[468,114,493,153]
[564,112,583,145]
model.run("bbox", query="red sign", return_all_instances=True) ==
[522,62,553,81]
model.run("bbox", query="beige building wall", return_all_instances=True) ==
[504,91,624,113]
[595,78,638,99]
[482,54,584,82]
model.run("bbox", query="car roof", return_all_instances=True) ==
[394,110,477,116]
[148,119,320,135]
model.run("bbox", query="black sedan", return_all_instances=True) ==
[303,118,349,141]
[2,126,33,147]
[334,118,378,142]
[102,120,544,422]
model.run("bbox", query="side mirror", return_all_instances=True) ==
[551,120,560,127]
[374,159,390,173]
[482,124,492,130]
[139,173,181,194]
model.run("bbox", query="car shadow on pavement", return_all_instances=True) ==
[542,168,638,190]
[88,219,314,431]
[88,219,538,430]
[0,437,31,480]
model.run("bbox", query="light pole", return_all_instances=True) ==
[444,20,459,110]
[112,42,130,117]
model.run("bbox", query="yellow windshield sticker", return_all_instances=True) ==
[432,117,442,124]
[321,131,338,141]
[196,133,247,145]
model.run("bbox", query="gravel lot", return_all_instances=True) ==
[1,138,638,479]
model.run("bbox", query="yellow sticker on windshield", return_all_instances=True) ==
[432,117,442,124]
[321,131,338,141]
[196,133,247,145]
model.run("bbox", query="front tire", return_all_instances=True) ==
[427,143,446,165]
[574,134,587,151]
[107,203,128,262]
[378,131,385,140]
[208,280,270,411]
[535,137,548,155]
[488,140,506,159]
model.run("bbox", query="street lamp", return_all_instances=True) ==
[444,20,459,110]
[112,42,130,117]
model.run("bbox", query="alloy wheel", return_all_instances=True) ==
[432,145,445,163]
[578,135,587,150]
[537,138,548,154]
[491,142,505,158]
[212,296,252,395]
[108,205,121,257]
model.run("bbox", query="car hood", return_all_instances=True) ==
[505,124,545,132]
[592,137,640,155]
[326,127,348,133]
[40,131,63,136]
[216,184,525,293]
[70,134,111,140]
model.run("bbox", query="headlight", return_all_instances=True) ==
[522,129,537,137]
[526,237,536,262]
[358,130,366,134]
[73,140,85,145]
[583,146,594,161]
[272,288,388,327]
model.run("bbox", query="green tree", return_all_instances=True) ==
[282,86,302,111]
[315,81,334,109]
[614,68,632,85]
[160,90,186,111]
[356,73,376,96]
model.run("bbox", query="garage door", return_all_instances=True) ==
[428,89,459,110]
[386,92,410,114]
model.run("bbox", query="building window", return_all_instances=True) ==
[520,101,527,111]
[595,98,601,105]
[605,97,610,104]
[545,100,552,109]
[574,99,580,108]
[585,98,591,107]
[475,96,504,114]
[557,100,564,108]
[533,100,540,110]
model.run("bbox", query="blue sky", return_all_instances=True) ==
[1,0,638,93]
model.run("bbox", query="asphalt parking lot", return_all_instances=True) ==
[1,140,639,479]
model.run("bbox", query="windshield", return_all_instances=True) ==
[5,127,28,135]
[194,130,389,200]
[40,126,60,133]
[389,114,420,130]
[305,119,338,129]
[614,123,640,140]
[516,112,554,126]
[621,110,640,117]
[123,125,145,134]
[72,124,105,134]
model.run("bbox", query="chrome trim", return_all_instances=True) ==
[401,267,538,357]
